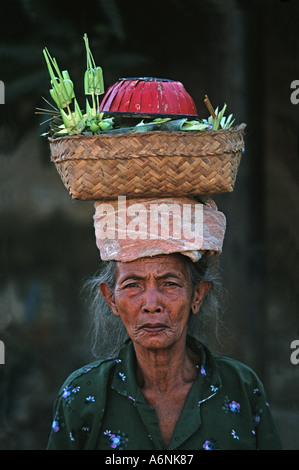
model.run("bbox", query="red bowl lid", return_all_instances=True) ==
[99,77,198,118]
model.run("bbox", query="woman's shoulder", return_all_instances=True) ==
[211,352,264,390]
[56,356,119,399]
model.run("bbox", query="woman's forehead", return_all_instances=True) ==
[115,254,189,278]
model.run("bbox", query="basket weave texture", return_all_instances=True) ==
[49,123,246,200]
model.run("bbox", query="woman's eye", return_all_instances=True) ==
[124,283,139,288]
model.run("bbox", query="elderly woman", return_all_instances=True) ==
[47,198,282,450]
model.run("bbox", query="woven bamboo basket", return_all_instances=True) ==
[49,123,246,200]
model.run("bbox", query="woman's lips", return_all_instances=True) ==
[141,323,167,333]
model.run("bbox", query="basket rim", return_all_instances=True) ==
[48,123,246,143]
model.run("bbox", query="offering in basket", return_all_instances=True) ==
[38,34,246,201]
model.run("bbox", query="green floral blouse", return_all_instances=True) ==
[47,338,282,450]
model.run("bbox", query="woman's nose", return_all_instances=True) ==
[141,287,163,313]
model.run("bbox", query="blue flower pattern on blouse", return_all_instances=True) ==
[229,400,241,413]
[104,430,129,449]
[61,385,80,405]
[203,440,214,450]
[51,417,59,433]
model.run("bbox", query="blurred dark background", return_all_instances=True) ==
[0,0,298,450]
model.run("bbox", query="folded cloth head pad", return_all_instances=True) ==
[93,196,226,263]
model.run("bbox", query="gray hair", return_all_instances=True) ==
[83,254,225,359]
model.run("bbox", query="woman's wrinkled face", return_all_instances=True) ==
[100,254,209,351]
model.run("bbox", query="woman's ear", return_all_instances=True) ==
[191,280,211,315]
[99,282,119,316]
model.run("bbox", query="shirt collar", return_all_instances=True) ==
[110,338,222,450]
[111,339,141,404]
[111,337,222,405]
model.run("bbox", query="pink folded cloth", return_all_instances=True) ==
[94,196,226,262]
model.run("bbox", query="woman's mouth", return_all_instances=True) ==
[141,323,167,333]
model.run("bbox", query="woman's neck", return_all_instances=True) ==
[134,340,199,393]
